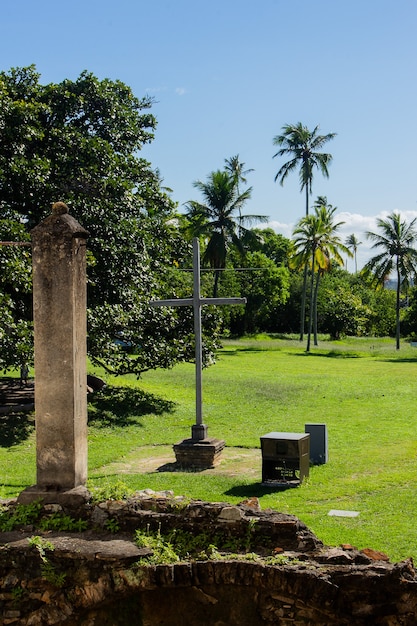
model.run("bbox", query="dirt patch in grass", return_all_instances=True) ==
[92,445,262,478]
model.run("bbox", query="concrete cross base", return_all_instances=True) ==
[173,437,225,469]
[191,423,208,440]
[17,485,91,512]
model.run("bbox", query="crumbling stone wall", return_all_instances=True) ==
[1,491,416,625]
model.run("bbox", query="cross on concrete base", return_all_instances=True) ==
[150,238,246,442]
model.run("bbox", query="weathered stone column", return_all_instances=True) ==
[30,202,89,491]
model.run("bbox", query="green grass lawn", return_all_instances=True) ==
[1,335,417,563]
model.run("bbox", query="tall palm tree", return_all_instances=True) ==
[345,233,362,273]
[292,201,349,351]
[273,123,336,217]
[224,155,254,236]
[365,212,417,350]
[311,200,350,346]
[224,155,254,190]
[185,169,268,297]
[273,122,336,340]
[292,213,323,352]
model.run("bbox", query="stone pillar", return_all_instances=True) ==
[30,202,89,490]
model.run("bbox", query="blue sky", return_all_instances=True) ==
[1,0,416,270]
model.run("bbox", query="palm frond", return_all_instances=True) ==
[273,123,336,196]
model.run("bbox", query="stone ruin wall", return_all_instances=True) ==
[1,490,416,625]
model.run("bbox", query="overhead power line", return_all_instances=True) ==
[178,267,273,273]
[0,241,31,246]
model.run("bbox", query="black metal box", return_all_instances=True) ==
[260,432,310,485]
[305,423,328,465]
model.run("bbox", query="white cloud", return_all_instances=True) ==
[145,86,186,96]
[265,210,417,272]
[144,86,168,94]
[264,220,294,239]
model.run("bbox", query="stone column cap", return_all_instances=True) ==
[31,203,89,239]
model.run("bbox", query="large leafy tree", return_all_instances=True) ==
[185,168,268,297]
[0,214,32,370]
[318,282,372,340]
[0,65,214,375]
[220,246,290,335]
[273,122,336,340]
[364,212,417,349]
[275,267,397,338]
[250,227,293,266]
[401,286,417,339]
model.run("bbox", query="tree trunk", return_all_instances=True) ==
[299,265,308,341]
[213,269,220,298]
[396,261,401,350]
[305,181,310,217]
[313,270,321,346]
[306,249,316,352]
[299,183,310,341]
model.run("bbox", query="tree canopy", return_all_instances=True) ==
[0,66,219,375]
[364,212,417,349]
[273,123,336,217]
[184,165,268,297]
[292,199,349,350]
[1,78,415,364]
[272,123,336,340]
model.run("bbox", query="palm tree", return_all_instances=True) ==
[224,155,254,190]
[224,155,254,236]
[311,200,350,346]
[272,122,336,339]
[365,212,417,350]
[345,234,362,273]
[292,213,323,352]
[273,123,336,217]
[292,201,349,351]
[185,169,268,297]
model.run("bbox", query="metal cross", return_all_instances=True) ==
[150,238,246,441]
